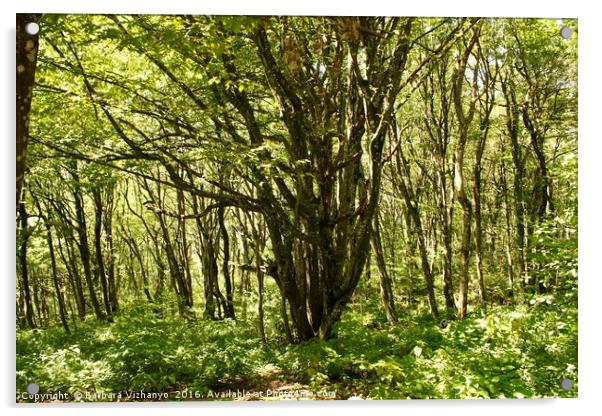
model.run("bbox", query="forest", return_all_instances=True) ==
[16,15,577,401]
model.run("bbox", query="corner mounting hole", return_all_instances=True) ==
[559,27,573,39]
[26,382,39,395]
[25,22,39,36]
[560,378,573,391]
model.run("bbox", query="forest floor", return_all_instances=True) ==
[207,364,329,401]
[16,290,577,402]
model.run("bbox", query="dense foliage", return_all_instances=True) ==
[16,15,577,401]
[17,286,577,400]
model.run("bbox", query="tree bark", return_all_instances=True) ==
[500,156,516,299]
[70,165,106,321]
[250,18,416,340]
[424,65,457,315]
[104,188,119,313]
[472,54,497,305]
[370,216,397,323]
[92,189,112,316]
[18,201,36,328]
[16,14,41,209]
[473,142,486,304]
[45,218,70,332]
[56,233,86,320]
[257,263,267,344]
[218,206,235,318]
[452,22,479,319]
[501,75,528,291]
[393,142,439,317]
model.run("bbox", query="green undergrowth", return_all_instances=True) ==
[16,291,576,401]
[280,290,577,399]
[17,305,268,401]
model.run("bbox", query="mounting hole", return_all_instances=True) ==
[26,382,39,395]
[25,22,39,36]
[560,378,573,391]
[560,27,573,39]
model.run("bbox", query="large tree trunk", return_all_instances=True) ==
[16,14,41,209]
[100,17,459,341]
[249,19,415,340]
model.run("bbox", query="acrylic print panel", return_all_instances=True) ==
[16,14,577,402]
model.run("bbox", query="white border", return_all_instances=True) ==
[2,1,600,416]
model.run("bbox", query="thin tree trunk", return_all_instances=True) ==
[45,220,70,332]
[92,189,112,316]
[394,142,439,317]
[455,156,473,320]
[58,233,86,320]
[104,189,118,313]
[250,216,267,342]
[32,276,43,325]
[18,201,36,328]
[370,217,397,323]
[473,152,486,304]
[257,267,267,344]
[452,24,479,319]
[500,158,515,299]
[146,179,192,317]
[472,46,497,306]
[280,297,294,343]
[218,206,235,318]
[436,159,456,314]
[50,197,87,320]
[237,227,250,321]
[71,166,106,321]
[501,75,528,292]
[176,188,194,308]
